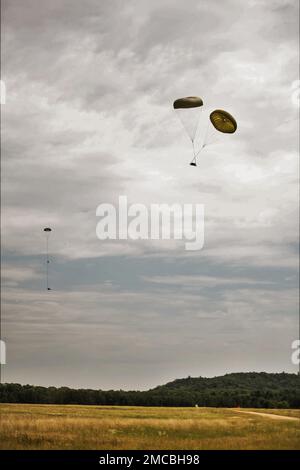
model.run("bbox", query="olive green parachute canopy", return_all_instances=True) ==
[210,109,237,134]
[173,96,203,109]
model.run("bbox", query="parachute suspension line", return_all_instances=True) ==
[190,117,209,165]
[195,115,219,157]
[190,117,209,166]
[188,108,204,166]
[201,115,211,150]
[175,110,199,144]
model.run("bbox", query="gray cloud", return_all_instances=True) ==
[1,0,299,388]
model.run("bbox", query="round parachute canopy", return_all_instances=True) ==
[43,227,52,232]
[173,96,203,109]
[210,109,237,134]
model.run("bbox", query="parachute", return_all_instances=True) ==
[197,109,237,161]
[43,227,52,291]
[173,97,203,166]
[173,96,203,109]
[210,109,237,134]
[173,96,237,166]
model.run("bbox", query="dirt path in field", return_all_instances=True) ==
[233,410,300,421]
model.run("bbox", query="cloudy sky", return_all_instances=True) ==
[1,0,299,390]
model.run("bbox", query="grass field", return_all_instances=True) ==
[0,404,299,450]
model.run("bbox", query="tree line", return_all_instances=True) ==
[0,372,299,408]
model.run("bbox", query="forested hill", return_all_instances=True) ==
[153,372,299,392]
[1,372,299,408]
[150,372,300,407]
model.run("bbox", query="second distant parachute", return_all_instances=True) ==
[43,227,52,291]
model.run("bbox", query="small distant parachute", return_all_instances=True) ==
[210,109,237,134]
[43,227,52,291]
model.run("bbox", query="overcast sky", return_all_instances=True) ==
[1,0,299,390]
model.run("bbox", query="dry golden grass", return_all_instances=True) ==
[0,404,299,450]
